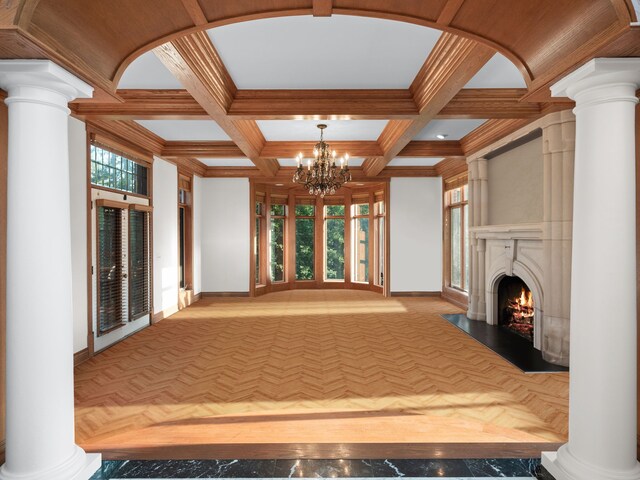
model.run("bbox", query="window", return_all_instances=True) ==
[178,174,192,291]
[352,203,369,283]
[324,204,345,280]
[90,143,148,196]
[269,203,286,282]
[447,185,469,291]
[295,204,315,280]
[374,200,385,287]
[255,201,263,284]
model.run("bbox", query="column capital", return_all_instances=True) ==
[0,60,93,109]
[551,58,640,105]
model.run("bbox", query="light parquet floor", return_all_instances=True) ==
[74,290,569,456]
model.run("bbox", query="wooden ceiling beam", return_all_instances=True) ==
[398,141,464,157]
[363,32,494,176]
[439,88,540,119]
[157,140,468,159]
[71,88,541,121]
[161,141,244,158]
[312,0,332,17]
[460,118,532,156]
[205,165,437,180]
[435,157,468,180]
[436,0,466,26]
[71,89,206,120]
[228,89,418,120]
[179,0,208,26]
[154,32,279,176]
[260,141,382,159]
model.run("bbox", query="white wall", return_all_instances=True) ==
[201,178,250,292]
[153,157,179,314]
[68,117,88,353]
[192,175,202,295]
[390,177,442,292]
[487,136,543,225]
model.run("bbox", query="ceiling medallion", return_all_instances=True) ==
[292,124,351,197]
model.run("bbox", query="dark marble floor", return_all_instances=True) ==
[90,458,556,479]
[440,314,568,373]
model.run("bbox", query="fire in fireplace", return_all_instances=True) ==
[498,276,534,341]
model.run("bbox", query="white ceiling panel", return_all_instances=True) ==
[465,53,526,88]
[118,51,183,89]
[414,119,487,141]
[257,120,387,141]
[208,15,441,89]
[198,158,255,167]
[135,120,231,141]
[388,157,444,167]
[279,157,365,167]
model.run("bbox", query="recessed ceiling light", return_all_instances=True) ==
[436,133,448,140]
[356,183,365,186]
[275,183,283,186]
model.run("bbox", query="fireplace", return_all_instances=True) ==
[498,276,534,341]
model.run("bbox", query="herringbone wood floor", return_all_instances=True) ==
[74,290,568,456]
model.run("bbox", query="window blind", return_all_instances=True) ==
[97,206,125,335]
[128,209,151,321]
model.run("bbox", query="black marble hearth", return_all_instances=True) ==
[441,314,568,373]
[90,458,556,479]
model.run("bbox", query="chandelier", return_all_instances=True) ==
[292,124,352,196]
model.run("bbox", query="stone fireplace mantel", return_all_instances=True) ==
[471,223,544,350]
[466,110,574,367]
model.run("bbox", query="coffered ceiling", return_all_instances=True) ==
[3,0,634,180]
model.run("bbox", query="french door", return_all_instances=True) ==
[92,193,152,351]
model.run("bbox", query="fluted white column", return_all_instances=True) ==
[542,58,640,480]
[0,60,101,480]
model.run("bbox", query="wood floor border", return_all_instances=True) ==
[87,442,563,460]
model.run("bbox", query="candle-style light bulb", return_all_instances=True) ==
[296,154,301,168]
[345,153,350,166]
[314,148,318,158]
[340,157,344,169]
[332,150,336,158]
[307,159,311,171]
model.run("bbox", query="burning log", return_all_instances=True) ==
[502,287,534,339]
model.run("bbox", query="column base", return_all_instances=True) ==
[0,447,101,480]
[543,447,640,480]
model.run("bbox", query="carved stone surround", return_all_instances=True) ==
[467,111,575,366]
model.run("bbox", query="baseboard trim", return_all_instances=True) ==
[152,304,179,324]
[441,289,468,310]
[390,291,442,297]
[201,292,250,297]
[88,441,564,461]
[74,347,90,366]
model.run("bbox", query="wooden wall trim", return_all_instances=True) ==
[201,292,250,297]
[390,291,442,297]
[441,287,469,310]
[152,304,179,324]
[74,348,90,366]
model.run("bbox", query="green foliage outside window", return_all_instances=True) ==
[91,144,148,196]
[270,217,285,282]
[325,218,345,280]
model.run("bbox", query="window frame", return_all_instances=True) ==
[444,181,469,295]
